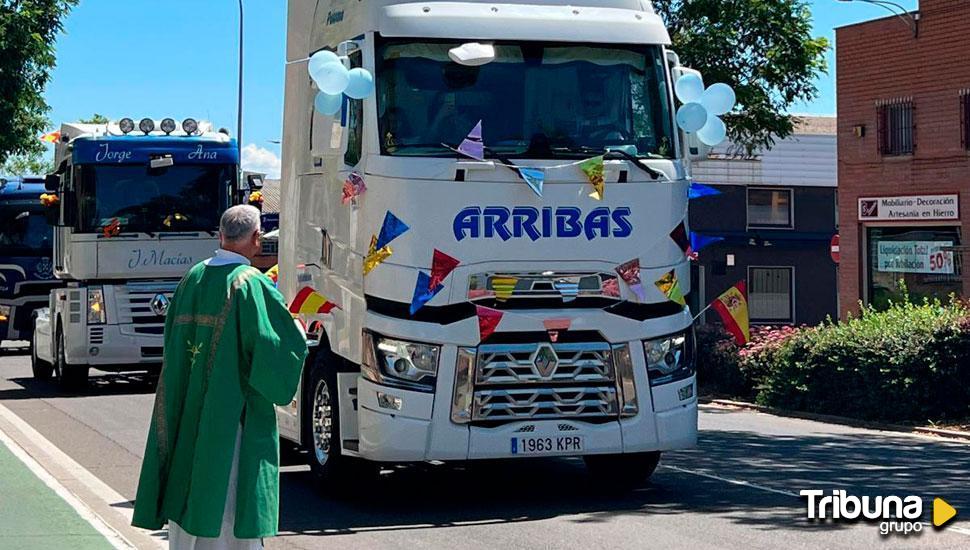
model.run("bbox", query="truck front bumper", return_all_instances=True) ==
[356,376,698,462]
[67,324,163,369]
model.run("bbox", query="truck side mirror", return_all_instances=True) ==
[668,64,713,163]
[45,174,60,191]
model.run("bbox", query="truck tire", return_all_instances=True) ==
[30,339,54,381]
[55,327,88,389]
[583,451,661,489]
[303,348,377,492]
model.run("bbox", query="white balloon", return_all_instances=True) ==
[344,68,375,99]
[675,73,704,103]
[308,50,340,79]
[676,102,708,133]
[697,115,727,146]
[311,61,350,95]
[314,91,343,116]
[701,83,737,116]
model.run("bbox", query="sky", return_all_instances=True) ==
[44,0,919,178]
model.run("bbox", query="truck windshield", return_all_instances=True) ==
[76,164,232,234]
[376,39,674,159]
[0,204,52,255]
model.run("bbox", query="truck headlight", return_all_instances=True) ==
[0,305,10,322]
[87,287,106,325]
[643,329,694,386]
[361,331,440,392]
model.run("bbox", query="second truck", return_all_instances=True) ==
[32,119,240,385]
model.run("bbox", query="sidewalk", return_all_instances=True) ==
[0,433,117,549]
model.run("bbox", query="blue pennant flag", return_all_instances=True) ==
[688,182,721,200]
[410,271,445,315]
[519,168,544,197]
[690,232,725,255]
[375,211,410,250]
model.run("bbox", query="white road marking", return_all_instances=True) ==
[660,463,800,498]
[0,410,133,549]
[0,402,167,548]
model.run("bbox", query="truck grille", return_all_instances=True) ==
[474,386,618,421]
[118,282,178,334]
[470,342,618,423]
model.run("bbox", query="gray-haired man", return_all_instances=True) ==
[133,205,308,548]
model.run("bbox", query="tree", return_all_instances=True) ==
[0,0,78,165]
[79,113,109,124]
[0,153,54,176]
[654,0,829,153]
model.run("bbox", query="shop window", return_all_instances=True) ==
[866,227,963,310]
[748,267,794,324]
[747,188,793,229]
[877,99,914,156]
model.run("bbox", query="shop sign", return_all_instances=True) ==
[858,195,958,222]
[876,241,954,274]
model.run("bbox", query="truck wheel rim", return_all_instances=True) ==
[312,379,332,466]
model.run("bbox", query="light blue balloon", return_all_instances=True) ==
[701,83,737,116]
[308,50,340,79]
[675,73,704,103]
[697,115,727,146]
[314,91,343,116]
[311,61,350,95]
[344,68,375,99]
[676,102,708,133]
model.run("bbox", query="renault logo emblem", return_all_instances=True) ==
[150,294,170,317]
[533,344,559,377]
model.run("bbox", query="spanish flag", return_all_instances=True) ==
[289,286,339,315]
[265,264,279,285]
[711,281,750,346]
[40,131,61,143]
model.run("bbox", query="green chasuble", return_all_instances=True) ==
[132,262,308,539]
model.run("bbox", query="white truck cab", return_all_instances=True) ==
[279,0,699,487]
[32,120,239,386]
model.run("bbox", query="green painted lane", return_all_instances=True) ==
[0,437,114,550]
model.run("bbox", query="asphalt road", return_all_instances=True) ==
[1,342,968,549]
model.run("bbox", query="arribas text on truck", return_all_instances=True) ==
[30,119,241,387]
[276,0,706,488]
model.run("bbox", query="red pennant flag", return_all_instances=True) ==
[476,305,503,342]
[543,318,571,343]
[428,249,460,290]
[669,221,695,259]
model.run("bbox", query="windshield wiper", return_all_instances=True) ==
[550,146,666,180]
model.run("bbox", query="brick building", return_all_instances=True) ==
[836,0,969,315]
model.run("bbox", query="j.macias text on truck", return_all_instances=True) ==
[278,0,703,487]
[32,119,240,386]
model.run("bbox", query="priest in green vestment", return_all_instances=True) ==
[132,205,308,548]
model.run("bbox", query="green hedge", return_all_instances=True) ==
[696,299,970,423]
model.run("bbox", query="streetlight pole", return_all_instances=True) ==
[237,0,244,158]
[837,0,920,37]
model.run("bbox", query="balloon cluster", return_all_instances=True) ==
[308,50,376,116]
[674,74,735,146]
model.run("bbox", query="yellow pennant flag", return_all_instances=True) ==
[579,155,605,200]
[491,276,518,301]
[654,269,686,306]
[363,235,392,276]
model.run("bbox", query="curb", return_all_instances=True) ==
[700,397,970,443]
